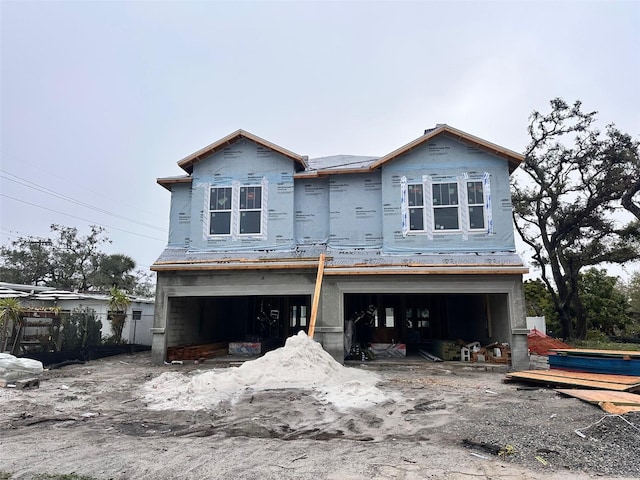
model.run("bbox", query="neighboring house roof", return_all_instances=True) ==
[369,124,524,174]
[0,283,154,304]
[176,129,309,174]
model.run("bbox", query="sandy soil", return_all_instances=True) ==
[1,351,638,480]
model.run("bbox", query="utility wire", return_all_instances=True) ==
[0,151,165,219]
[1,170,167,233]
[1,193,166,242]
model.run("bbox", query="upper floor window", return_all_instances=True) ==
[401,173,492,237]
[432,182,459,230]
[239,186,262,234]
[208,182,266,237]
[466,181,485,230]
[408,184,425,231]
[209,187,232,235]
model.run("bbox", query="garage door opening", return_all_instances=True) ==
[344,293,510,360]
[165,295,311,360]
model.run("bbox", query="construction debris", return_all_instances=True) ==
[527,328,573,355]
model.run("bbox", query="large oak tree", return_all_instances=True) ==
[512,99,640,339]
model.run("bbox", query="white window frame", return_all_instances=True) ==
[208,186,233,236]
[401,173,492,238]
[207,179,267,239]
[238,184,263,236]
[407,182,426,232]
[431,181,460,232]
[466,180,486,231]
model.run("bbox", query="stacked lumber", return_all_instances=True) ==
[504,369,640,392]
[167,342,229,362]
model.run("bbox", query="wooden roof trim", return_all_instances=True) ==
[157,176,193,191]
[368,125,524,174]
[177,129,308,174]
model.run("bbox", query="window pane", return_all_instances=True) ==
[240,211,261,234]
[385,308,395,328]
[408,184,423,207]
[433,183,458,206]
[210,211,231,234]
[409,207,424,230]
[432,184,442,205]
[210,187,231,210]
[240,186,261,209]
[467,182,483,204]
[469,206,485,229]
[446,184,458,205]
[434,207,459,230]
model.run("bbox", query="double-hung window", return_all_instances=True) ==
[466,180,485,230]
[209,184,264,237]
[408,183,425,231]
[239,186,262,234]
[402,173,492,237]
[432,182,459,230]
[209,187,232,235]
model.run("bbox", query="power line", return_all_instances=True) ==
[0,150,166,219]
[1,193,167,242]
[1,170,167,233]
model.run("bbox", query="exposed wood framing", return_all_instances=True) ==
[307,253,326,339]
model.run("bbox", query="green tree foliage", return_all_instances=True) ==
[107,286,131,343]
[61,308,103,351]
[624,271,640,336]
[0,297,23,352]
[0,224,151,294]
[579,268,631,335]
[512,99,640,339]
[523,279,559,334]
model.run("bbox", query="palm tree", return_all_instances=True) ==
[107,286,131,343]
[0,298,23,353]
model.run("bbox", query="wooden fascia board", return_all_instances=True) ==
[177,129,308,174]
[324,266,529,275]
[157,176,193,191]
[151,262,320,272]
[368,125,524,174]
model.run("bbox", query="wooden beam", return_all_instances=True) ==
[307,253,326,339]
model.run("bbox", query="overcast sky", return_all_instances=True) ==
[1,0,639,280]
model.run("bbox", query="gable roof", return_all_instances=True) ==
[369,124,524,174]
[177,129,308,174]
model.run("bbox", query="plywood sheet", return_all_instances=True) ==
[538,369,640,386]
[505,370,640,391]
[556,389,640,405]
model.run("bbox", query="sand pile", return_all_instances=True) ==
[143,331,393,411]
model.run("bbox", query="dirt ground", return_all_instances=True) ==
[1,351,639,480]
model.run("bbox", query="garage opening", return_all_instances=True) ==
[166,295,311,360]
[344,293,510,360]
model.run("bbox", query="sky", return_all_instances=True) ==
[1,0,639,280]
